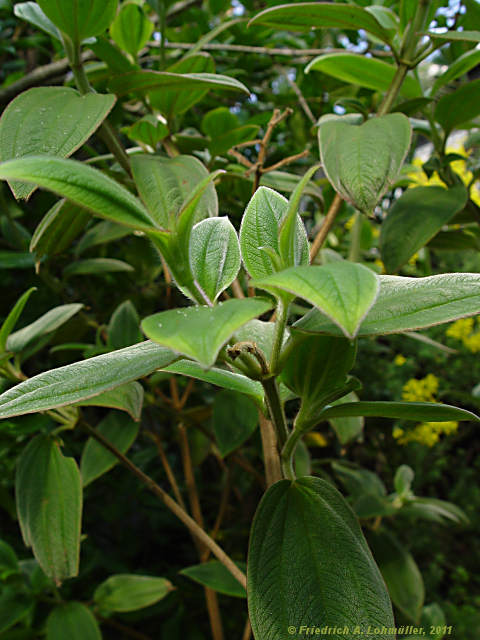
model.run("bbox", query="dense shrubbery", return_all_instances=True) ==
[0,0,480,639]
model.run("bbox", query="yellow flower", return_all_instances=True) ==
[407,142,480,205]
[402,374,439,402]
[394,354,407,366]
[304,432,328,447]
[344,215,356,231]
[394,421,459,447]
[446,317,480,352]
[446,317,475,340]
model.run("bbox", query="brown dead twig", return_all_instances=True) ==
[228,108,310,193]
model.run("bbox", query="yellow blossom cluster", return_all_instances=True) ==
[402,373,439,402]
[393,421,459,447]
[446,317,480,353]
[394,354,407,366]
[394,374,459,446]
[407,144,480,206]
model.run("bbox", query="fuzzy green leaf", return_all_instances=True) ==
[319,401,479,422]
[0,341,175,419]
[94,574,172,613]
[248,477,395,639]
[180,561,247,598]
[142,298,272,367]
[16,435,82,584]
[253,263,379,339]
[0,87,115,199]
[37,0,118,42]
[46,603,101,640]
[295,273,480,336]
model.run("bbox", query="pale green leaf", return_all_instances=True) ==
[318,114,412,214]
[110,3,153,58]
[142,298,273,367]
[0,157,156,230]
[63,258,134,277]
[7,303,83,353]
[94,574,172,613]
[295,273,480,336]
[252,263,380,339]
[307,53,421,98]
[0,341,176,419]
[190,217,241,303]
[30,200,91,259]
[37,0,118,42]
[239,186,308,280]
[130,154,218,229]
[14,2,61,40]
[0,88,116,199]
[248,2,391,43]
[16,435,82,583]
[161,359,264,402]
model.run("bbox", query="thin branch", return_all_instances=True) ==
[81,422,247,590]
[309,193,343,263]
[242,619,252,640]
[151,42,392,58]
[0,52,95,106]
[147,431,187,509]
[262,149,309,174]
[258,412,282,487]
[278,67,316,125]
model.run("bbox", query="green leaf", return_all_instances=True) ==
[327,391,364,444]
[430,48,480,96]
[75,381,144,421]
[368,529,424,623]
[248,477,395,639]
[307,53,421,98]
[190,217,241,303]
[248,2,391,43]
[319,401,479,422]
[150,53,215,120]
[380,185,468,272]
[30,199,91,259]
[14,2,61,40]
[0,287,36,352]
[130,154,218,230]
[401,497,469,525]
[37,0,118,42]
[421,603,446,639]
[202,107,259,157]
[64,258,134,277]
[0,341,175,419]
[0,157,156,230]
[0,590,33,634]
[0,251,35,270]
[141,298,273,367]
[108,300,141,349]
[318,114,412,214]
[281,335,357,431]
[94,574,172,613]
[161,360,263,402]
[81,412,140,486]
[89,34,137,73]
[233,319,289,363]
[46,603,101,640]
[122,114,169,148]
[110,2,153,58]
[434,78,480,133]
[278,164,319,269]
[295,273,480,336]
[7,303,83,353]
[212,390,258,457]
[108,70,249,99]
[0,539,19,577]
[180,561,247,598]
[427,29,480,43]
[16,435,82,584]
[0,88,116,200]
[75,220,130,256]
[394,465,415,496]
[239,186,308,280]
[253,263,379,339]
